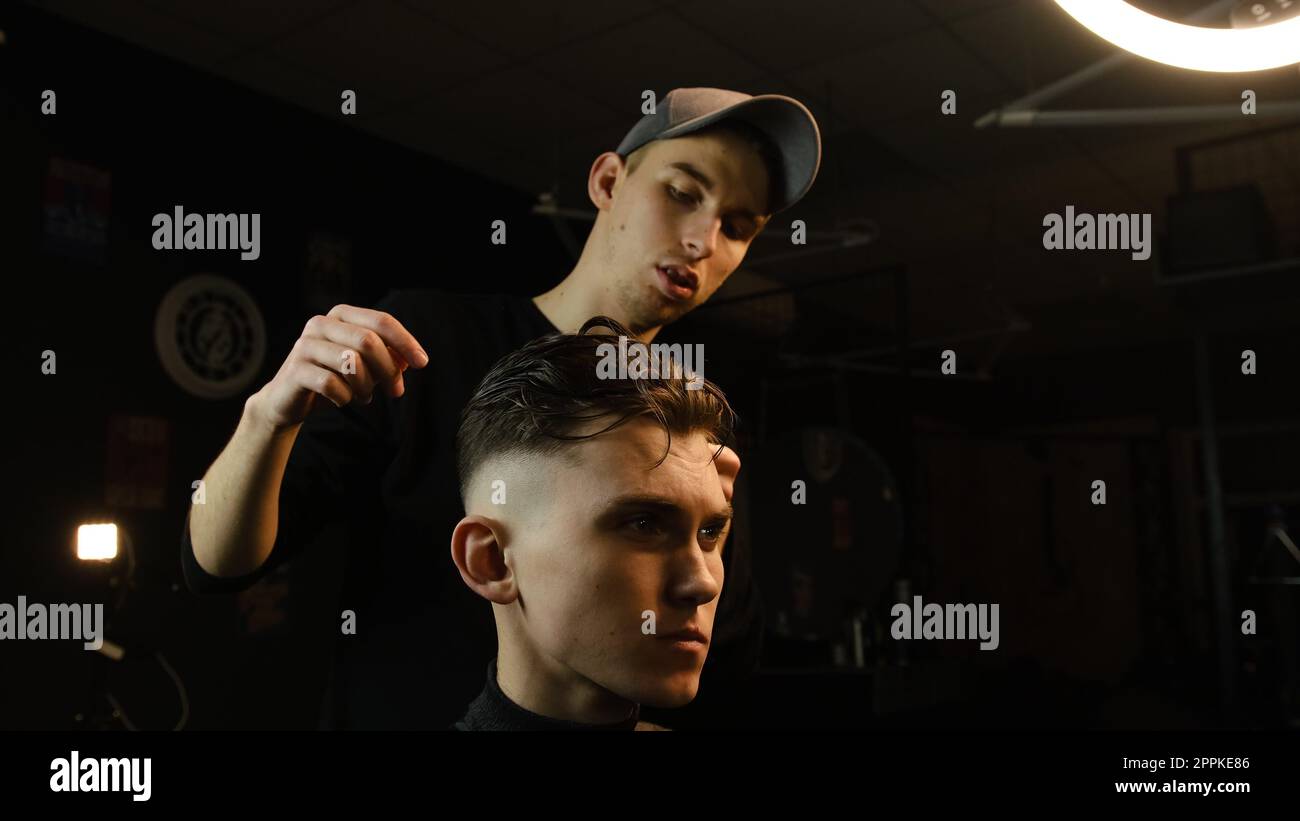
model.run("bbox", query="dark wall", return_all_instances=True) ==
[2,5,571,729]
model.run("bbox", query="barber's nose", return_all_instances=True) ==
[682,216,719,261]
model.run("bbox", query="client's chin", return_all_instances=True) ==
[610,670,702,710]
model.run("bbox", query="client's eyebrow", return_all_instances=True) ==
[598,494,733,524]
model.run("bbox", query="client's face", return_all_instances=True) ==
[509,417,731,709]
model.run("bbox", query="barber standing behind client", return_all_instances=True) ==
[181,88,822,729]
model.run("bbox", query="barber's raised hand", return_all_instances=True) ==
[248,304,430,432]
[716,444,741,504]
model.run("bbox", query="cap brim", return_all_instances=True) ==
[656,94,822,214]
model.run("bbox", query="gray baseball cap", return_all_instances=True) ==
[615,87,822,215]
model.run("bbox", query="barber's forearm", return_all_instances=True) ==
[189,394,301,578]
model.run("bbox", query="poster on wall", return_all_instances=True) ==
[41,156,112,263]
[104,414,170,509]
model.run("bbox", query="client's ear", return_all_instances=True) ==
[450,515,517,604]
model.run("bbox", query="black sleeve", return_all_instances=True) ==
[179,293,404,595]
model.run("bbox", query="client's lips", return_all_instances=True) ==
[659,626,708,645]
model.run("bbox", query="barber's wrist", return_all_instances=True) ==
[243,391,301,442]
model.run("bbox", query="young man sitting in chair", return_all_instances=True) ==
[451,317,738,730]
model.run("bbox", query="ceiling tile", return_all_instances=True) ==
[137,0,354,47]
[267,0,513,106]
[526,10,767,106]
[24,0,243,70]
[946,0,1117,100]
[671,0,933,73]
[395,0,660,60]
[910,0,1019,21]
[219,51,401,118]
[788,28,1005,131]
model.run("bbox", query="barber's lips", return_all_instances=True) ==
[655,265,698,302]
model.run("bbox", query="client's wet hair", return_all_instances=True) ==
[456,316,735,501]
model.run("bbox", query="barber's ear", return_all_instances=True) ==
[450,515,517,604]
[588,151,623,211]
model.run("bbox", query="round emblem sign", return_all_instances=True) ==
[155,274,266,399]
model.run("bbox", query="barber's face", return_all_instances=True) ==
[607,132,770,331]
[510,418,731,708]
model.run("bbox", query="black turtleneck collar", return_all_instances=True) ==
[453,658,640,731]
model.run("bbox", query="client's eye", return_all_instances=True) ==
[625,515,662,537]
[699,523,727,544]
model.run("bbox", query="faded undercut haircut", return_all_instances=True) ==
[455,316,736,502]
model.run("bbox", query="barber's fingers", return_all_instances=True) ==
[303,313,407,387]
[252,308,424,429]
[323,303,429,372]
[385,346,410,398]
[292,336,379,404]
[284,361,357,409]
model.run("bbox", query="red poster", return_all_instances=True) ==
[105,415,171,509]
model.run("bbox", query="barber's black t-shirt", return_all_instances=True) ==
[180,289,762,730]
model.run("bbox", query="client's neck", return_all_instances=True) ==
[496,644,638,725]
[457,658,639,731]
